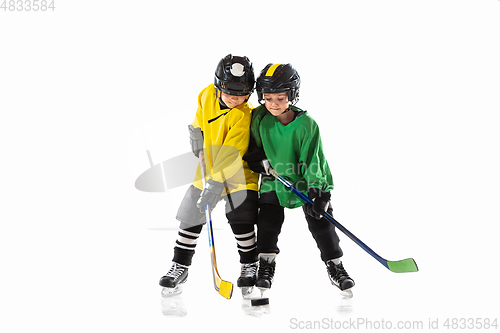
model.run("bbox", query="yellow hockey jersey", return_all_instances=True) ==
[191,84,259,194]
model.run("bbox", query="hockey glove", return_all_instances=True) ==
[304,188,331,219]
[196,179,225,213]
[188,125,203,158]
[242,149,271,175]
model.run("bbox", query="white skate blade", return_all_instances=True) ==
[161,285,183,297]
[257,287,270,299]
[240,286,254,299]
[339,288,353,298]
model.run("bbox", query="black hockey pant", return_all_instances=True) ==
[256,192,343,262]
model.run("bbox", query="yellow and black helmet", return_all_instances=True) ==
[256,63,300,105]
[214,54,255,97]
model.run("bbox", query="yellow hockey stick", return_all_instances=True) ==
[199,150,234,299]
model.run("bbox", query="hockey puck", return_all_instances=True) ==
[251,298,269,306]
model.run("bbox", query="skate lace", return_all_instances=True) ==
[240,263,258,278]
[258,261,275,278]
[166,264,185,279]
[328,262,350,282]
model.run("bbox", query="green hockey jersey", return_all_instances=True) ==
[250,105,334,208]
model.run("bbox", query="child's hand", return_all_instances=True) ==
[196,179,225,213]
[305,188,331,219]
[243,149,271,175]
[188,125,204,157]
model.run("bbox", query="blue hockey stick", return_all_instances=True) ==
[268,168,418,273]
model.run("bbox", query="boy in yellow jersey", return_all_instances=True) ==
[160,55,260,297]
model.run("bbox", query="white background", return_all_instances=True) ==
[1,0,499,332]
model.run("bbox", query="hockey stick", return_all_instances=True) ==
[199,150,234,299]
[268,168,418,273]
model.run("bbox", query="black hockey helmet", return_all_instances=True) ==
[214,54,255,97]
[256,63,300,105]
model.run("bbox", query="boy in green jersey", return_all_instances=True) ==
[243,63,355,293]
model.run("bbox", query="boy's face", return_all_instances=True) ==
[264,93,290,116]
[220,92,248,109]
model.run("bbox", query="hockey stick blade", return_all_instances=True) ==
[387,258,419,273]
[218,280,234,299]
[268,168,418,273]
[206,206,234,299]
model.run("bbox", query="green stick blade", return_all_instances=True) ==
[387,258,419,273]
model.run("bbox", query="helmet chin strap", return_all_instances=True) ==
[281,104,292,114]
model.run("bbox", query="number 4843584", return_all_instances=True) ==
[1,0,55,11]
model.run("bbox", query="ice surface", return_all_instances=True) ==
[2,1,499,333]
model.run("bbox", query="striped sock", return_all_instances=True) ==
[234,230,257,254]
[172,226,203,266]
[175,228,200,251]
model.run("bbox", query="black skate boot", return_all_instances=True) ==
[237,262,258,298]
[326,259,355,292]
[237,262,258,287]
[255,255,276,290]
[160,262,188,296]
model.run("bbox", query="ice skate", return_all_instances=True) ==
[160,262,188,297]
[237,262,258,298]
[326,259,355,297]
[255,254,276,293]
